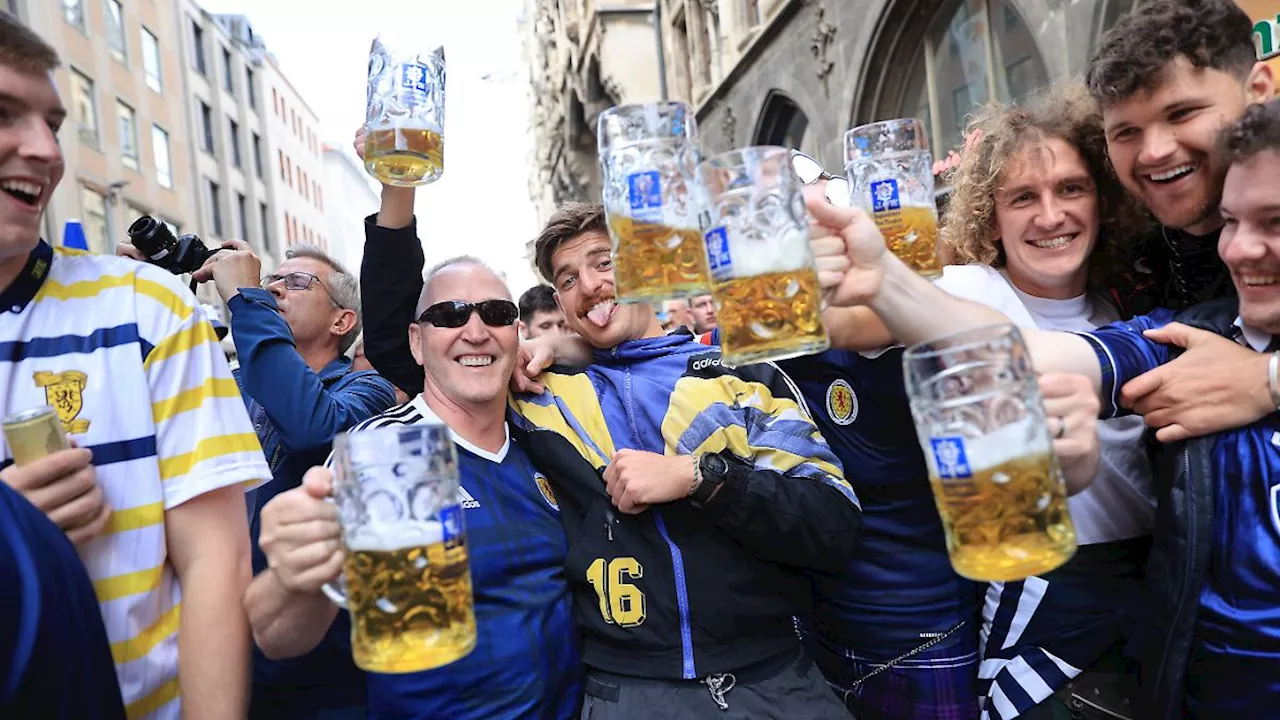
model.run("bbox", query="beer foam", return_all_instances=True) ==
[722,225,810,278]
[347,521,444,553]
[924,417,1053,475]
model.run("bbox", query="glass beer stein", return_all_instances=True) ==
[597,101,710,303]
[845,118,944,278]
[364,36,446,186]
[904,324,1076,582]
[324,424,476,673]
[696,146,829,365]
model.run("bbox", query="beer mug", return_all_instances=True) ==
[364,36,446,186]
[696,146,830,365]
[904,324,1076,582]
[844,119,944,278]
[323,424,476,673]
[597,101,710,303]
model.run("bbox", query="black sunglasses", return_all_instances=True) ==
[417,300,519,328]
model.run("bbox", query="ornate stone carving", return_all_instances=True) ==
[810,4,837,95]
[721,106,737,147]
[601,75,624,104]
[699,0,720,18]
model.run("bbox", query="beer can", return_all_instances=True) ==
[3,406,69,467]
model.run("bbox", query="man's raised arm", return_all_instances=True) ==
[355,128,427,396]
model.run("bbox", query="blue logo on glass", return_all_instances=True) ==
[400,63,430,94]
[870,178,902,212]
[704,227,732,272]
[930,436,972,479]
[628,170,663,211]
[440,505,464,548]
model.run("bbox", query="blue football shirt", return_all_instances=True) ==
[352,396,582,720]
[1076,310,1280,717]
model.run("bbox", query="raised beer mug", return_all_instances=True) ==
[597,101,710,303]
[844,118,943,278]
[363,35,446,186]
[696,146,830,365]
[903,324,1077,582]
[324,424,476,673]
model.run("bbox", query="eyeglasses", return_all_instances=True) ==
[417,300,519,328]
[261,271,344,308]
[791,151,851,207]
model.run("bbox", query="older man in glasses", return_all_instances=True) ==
[177,239,398,718]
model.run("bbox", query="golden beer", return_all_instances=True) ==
[344,534,476,673]
[872,204,942,278]
[3,406,68,466]
[607,216,710,302]
[713,269,829,365]
[364,127,445,187]
[931,453,1076,582]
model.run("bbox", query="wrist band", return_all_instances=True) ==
[689,454,703,498]
[1269,351,1280,412]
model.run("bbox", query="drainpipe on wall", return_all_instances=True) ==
[654,0,668,100]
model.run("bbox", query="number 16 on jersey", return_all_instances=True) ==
[586,557,647,627]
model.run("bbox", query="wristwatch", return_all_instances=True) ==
[690,452,730,506]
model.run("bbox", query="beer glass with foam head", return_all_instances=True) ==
[324,424,476,673]
[696,146,829,365]
[364,37,446,186]
[597,101,710,303]
[904,324,1077,582]
[845,119,943,278]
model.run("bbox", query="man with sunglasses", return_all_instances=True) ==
[175,238,398,719]
[248,253,582,718]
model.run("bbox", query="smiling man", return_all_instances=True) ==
[501,202,861,718]
[0,16,269,719]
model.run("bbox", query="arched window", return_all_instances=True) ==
[897,0,1050,155]
[753,92,809,151]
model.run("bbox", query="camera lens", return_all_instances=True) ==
[127,215,176,262]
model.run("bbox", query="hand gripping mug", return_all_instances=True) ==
[903,324,1077,582]
[323,423,476,673]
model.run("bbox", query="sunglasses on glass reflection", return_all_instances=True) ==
[417,300,519,328]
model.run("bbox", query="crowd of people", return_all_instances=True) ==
[0,0,1277,718]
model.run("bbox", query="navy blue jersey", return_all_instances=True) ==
[1077,311,1280,717]
[777,347,979,649]
[354,397,582,720]
[0,480,125,719]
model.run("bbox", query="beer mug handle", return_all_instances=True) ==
[321,577,350,610]
[320,496,350,609]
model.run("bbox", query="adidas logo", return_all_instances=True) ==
[692,356,723,371]
[457,486,481,509]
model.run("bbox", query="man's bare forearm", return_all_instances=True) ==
[376,185,415,229]
[177,551,252,718]
[244,570,340,660]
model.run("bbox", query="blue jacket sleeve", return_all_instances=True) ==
[1072,308,1178,419]
[361,214,426,397]
[229,288,398,451]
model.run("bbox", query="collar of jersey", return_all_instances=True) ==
[593,327,699,364]
[409,393,509,463]
[0,240,52,314]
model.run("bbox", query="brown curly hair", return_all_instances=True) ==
[939,82,1150,293]
[1086,0,1255,109]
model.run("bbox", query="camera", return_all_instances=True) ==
[127,216,217,276]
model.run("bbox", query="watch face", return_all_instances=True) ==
[705,454,729,476]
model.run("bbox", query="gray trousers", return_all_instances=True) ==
[580,650,852,719]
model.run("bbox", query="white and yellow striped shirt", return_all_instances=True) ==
[0,242,269,719]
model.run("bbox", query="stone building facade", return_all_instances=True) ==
[683,0,1142,174]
